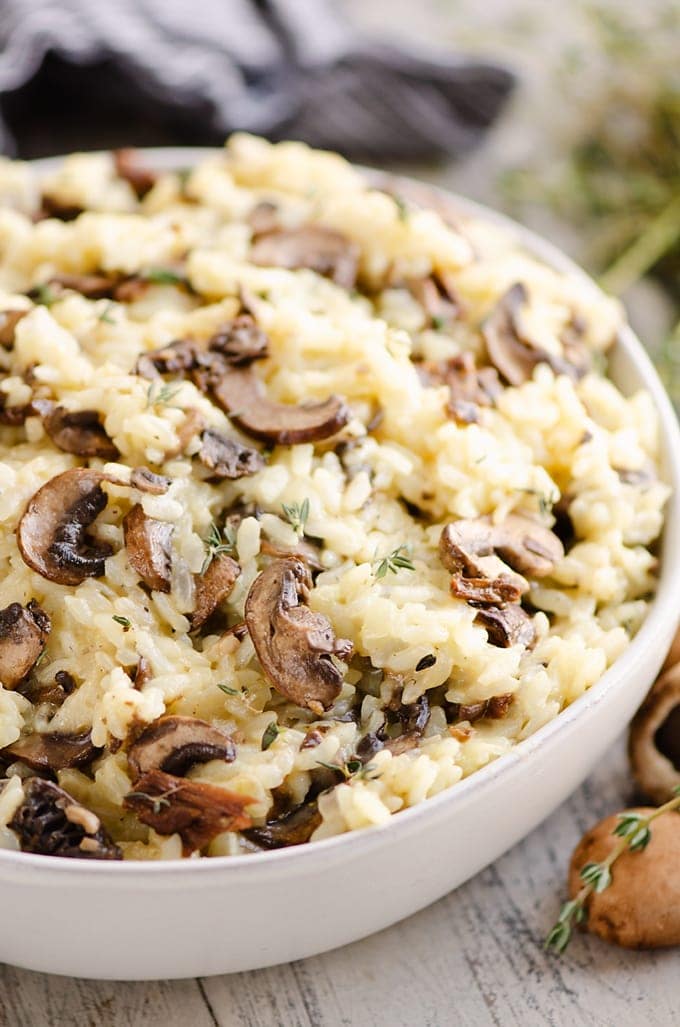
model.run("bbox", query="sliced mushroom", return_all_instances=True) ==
[244,800,321,849]
[42,406,119,460]
[629,663,680,803]
[9,777,121,859]
[127,715,235,779]
[409,270,462,328]
[2,730,98,771]
[473,605,536,648]
[440,515,562,583]
[17,468,114,585]
[135,340,197,380]
[123,769,252,855]
[419,352,501,425]
[450,575,525,605]
[483,283,578,386]
[439,520,528,601]
[40,195,83,222]
[191,554,240,630]
[245,557,352,712]
[0,396,33,427]
[113,148,158,199]
[0,600,50,689]
[130,467,171,495]
[207,314,269,366]
[0,309,27,348]
[198,428,264,479]
[48,272,119,300]
[251,226,359,289]
[123,504,173,593]
[211,367,349,445]
[446,692,515,723]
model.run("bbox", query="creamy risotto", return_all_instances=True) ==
[0,137,668,860]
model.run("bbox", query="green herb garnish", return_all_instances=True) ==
[546,786,680,954]
[146,380,183,409]
[112,615,131,631]
[98,301,117,324]
[217,683,240,697]
[201,522,237,574]
[261,722,280,751]
[316,757,379,781]
[143,267,185,286]
[281,498,310,538]
[30,283,57,307]
[374,544,415,579]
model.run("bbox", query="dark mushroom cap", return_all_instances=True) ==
[2,730,98,771]
[42,406,119,460]
[244,800,321,849]
[419,352,501,425]
[245,557,352,712]
[446,692,515,723]
[473,605,536,648]
[207,314,269,365]
[212,367,349,445]
[17,468,115,585]
[123,504,173,593]
[251,226,359,289]
[191,554,240,630]
[130,467,171,495]
[409,270,462,328]
[127,715,236,779]
[48,272,119,300]
[135,339,197,380]
[9,777,121,859]
[0,600,50,689]
[492,514,564,578]
[629,663,680,804]
[123,769,252,855]
[198,428,264,479]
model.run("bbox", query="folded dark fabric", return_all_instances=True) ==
[0,0,514,160]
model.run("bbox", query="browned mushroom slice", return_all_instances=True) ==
[207,314,269,366]
[251,225,359,289]
[409,270,462,328]
[0,309,27,348]
[483,283,577,386]
[450,574,525,605]
[123,504,173,593]
[629,663,680,804]
[40,195,84,222]
[492,514,564,578]
[130,467,171,495]
[2,730,98,771]
[112,276,150,304]
[245,557,352,712]
[244,800,322,850]
[128,716,235,779]
[0,600,50,689]
[212,367,349,445]
[17,468,115,585]
[191,555,240,630]
[419,352,501,425]
[474,605,536,648]
[48,272,119,300]
[198,428,264,479]
[446,692,515,723]
[43,406,119,460]
[113,148,158,199]
[0,396,33,426]
[9,777,121,859]
[135,339,198,380]
[123,769,253,855]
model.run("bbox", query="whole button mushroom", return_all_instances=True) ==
[568,808,680,948]
[629,662,680,803]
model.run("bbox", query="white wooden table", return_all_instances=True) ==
[2,737,677,1027]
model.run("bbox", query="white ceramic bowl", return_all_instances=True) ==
[1,150,679,981]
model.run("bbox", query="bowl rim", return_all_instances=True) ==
[2,146,679,878]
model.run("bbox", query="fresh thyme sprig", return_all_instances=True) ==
[261,721,280,751]
[201,522,237,574]
[373,544,416,579]
[30,283,57,307]
[112,615,132,631]
[146,380,183,409]
[316,757,379,781]
[281,498,310,537]
[546,785,680,954]
[143,267,185,286]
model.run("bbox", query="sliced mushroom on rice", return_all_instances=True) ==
[47,272,120,300]
[42,406,119,460]
[123,504,173,593]
[135,339,198,380]
[483,282,580,386]
[198,428,264,479]
[440,515,562,585]
[244,800,322,850]
[127,716,236,779]
[207,314,269,366]
[409,270,463,328]
[130,467,171,495]
[17,468,116,585]
[473,605,536,649]
[191,555,241,630]
[251,225,360,289]
[123,769,253,855]
[10,777,121,859]
[0,600,50,689]
[1,730,98,772]
[245,557,353,713]
[446,692,515,723]
[113,148,158,199]
[419,352,501,425]
[0,309,27,348]
[211,367,349,446]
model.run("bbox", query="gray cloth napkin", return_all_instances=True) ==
[0,0,514,159]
